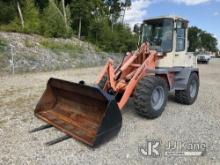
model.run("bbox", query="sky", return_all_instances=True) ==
[124,0,220,48]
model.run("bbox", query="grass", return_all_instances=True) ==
[0,38,7,52]
[40,39,83,57]
[24,39,35,48]
[0,39,7,74]
[0,38,7,63]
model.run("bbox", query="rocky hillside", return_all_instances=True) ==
[0,32,121,75]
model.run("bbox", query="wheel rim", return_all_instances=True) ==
[151,86,165,111]
[190,80,197,98]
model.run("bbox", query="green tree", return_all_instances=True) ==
[89,18,138,52]
[35,0,49,12]
[70,0,91,39]
[200,32,218,52]
[188,26,218,52]
[41,0,71,37]
[0,0,138,53]
[106,0,122,20]
[70,0,104,39]
[0,1,16,24]
[0,0,24,32]
[23,0,40,33]
[188,26,202,52]
[121,0,131,24]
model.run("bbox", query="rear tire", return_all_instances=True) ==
[133,76,168,119]
[175,72,199,105]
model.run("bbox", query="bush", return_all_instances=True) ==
[0,1,16,24]
[0,17,21,32]
[40,39,83,56]
[23,0,41,33]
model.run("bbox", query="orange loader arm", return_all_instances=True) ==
[96,43,158,109]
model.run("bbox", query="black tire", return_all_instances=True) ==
[133,76,168,119]
[175,72,199,105]
[98,75,108,89]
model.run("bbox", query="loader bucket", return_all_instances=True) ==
[34,78,122,147]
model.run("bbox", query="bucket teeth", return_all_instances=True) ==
[45,135,71,146]
[29,124,53,133]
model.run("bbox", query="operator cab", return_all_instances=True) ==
[140,16,188,54]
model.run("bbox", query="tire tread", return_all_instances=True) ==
[133,76,168,119]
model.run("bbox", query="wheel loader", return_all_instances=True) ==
[33,16,199,147]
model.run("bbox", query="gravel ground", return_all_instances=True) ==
[0,59,220,165]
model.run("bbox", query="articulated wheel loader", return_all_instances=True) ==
[33,16,199,147]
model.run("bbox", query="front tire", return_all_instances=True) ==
[133,76,168,119]
[175,72,199,105]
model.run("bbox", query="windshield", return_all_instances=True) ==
[141,18,174,52]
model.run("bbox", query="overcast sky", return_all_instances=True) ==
[124,0,220,48]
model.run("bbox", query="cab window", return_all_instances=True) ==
[176,21,186,52]
[141,18,174,53]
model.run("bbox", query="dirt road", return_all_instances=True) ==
[0,59,220,165]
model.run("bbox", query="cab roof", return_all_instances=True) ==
[143,15,188,23]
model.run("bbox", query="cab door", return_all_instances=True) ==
[173,20,187,67]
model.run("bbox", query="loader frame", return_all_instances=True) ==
[96,43,159,109]
[96,42,199,110]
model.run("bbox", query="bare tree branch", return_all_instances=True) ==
[17,1,24,30]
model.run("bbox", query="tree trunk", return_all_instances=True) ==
[78,17,82,39]
[108,6,111,19]
[62,0,68,30]
[17,1,24,30]
[122,8,126,25]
